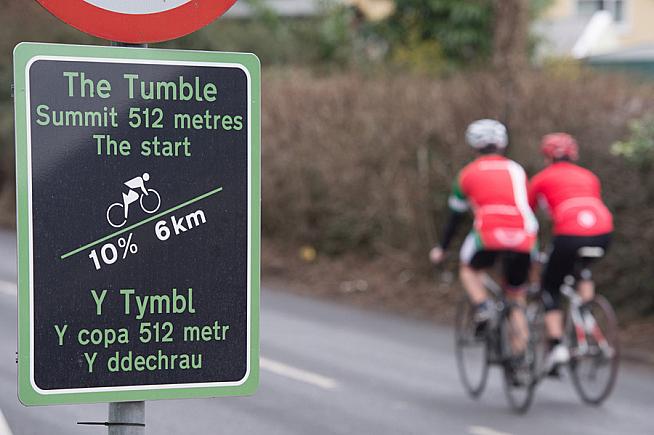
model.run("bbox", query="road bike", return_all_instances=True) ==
[531,248,620,405]
[106,188,161,228]
[454,274,540,413]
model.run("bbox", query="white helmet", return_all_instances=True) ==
[465,119,508,150]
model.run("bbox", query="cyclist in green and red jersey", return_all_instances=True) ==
[529,133,613,374]
[430,120,538,357]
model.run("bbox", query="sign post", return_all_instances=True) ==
[104,41,148,435]
[13,41,260,430]
[108,401,145,434]
[18,3,255,432]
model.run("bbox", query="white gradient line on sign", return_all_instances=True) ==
[260,357,339,390]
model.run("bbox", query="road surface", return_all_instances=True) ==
[0,229,652,434]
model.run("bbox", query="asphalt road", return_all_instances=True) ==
[0,229,652,435]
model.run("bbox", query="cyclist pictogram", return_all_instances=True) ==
[106,172,161,228]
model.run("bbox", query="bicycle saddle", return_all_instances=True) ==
[577,246,604,259]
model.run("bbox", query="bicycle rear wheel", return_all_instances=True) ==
[502,303,538,414]
[454,298,489,398]
[568,295,620,405]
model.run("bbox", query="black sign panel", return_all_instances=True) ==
[14,43,260,405]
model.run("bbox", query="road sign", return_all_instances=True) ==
[13,42,260,405]
[35,0,237,43]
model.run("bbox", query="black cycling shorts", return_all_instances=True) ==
[468,250,532,288]
[542,233,611,311]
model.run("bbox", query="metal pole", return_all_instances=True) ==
[108,402,145,435]
[108,40,147,435]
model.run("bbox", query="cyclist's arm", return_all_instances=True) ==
[440,210,465,250]
[124,177,146,194]
[528,173,550,213]
[439,177,469,250]
[527,176,539,210]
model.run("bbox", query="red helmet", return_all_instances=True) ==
[540,133,579,161]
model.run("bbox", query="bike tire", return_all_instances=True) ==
[568,295,620,406]
[501,303,537,414]
[454,297,489,399]
[528,298,549,383]
[140,189,161,214]
[106,202,127,228]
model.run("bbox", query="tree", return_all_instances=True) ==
[378,0,494,69]
[374,0,551,72]
[491,0,531,129]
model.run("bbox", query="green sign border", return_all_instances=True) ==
[13,42,260,405]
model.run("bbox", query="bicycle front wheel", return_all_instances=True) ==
[106,202,127,228]
[568,295,620,405]
[454,297,489,399]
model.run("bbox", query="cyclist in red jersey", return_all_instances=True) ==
[430,120,538,361]
[529,133,613,374]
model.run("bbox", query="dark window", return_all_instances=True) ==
[577,0,625,23]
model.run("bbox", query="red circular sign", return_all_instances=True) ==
[36,0,238,43]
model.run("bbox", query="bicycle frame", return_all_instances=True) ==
[528,249,618,405]
[480,274,517,366]
[561,278,613,359]
[454,272,538,412]
[482,273,503,299]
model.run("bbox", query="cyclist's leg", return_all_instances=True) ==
[542,237,578,372]
[577,278,594,303]
[542,236,576,341]
[502,251,531,355]
[576,233,612,303]
[459,232,494,306]
[502,251,531,293]
[121,190,139,219]
[577,259,595,304]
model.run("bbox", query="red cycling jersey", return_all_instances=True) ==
[528,162,613,236]
[449,155,538,252]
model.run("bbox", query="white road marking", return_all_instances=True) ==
[260,357,339,390]
[468,426,513,435]
[0,409,14,435]
[0,280,16,297]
